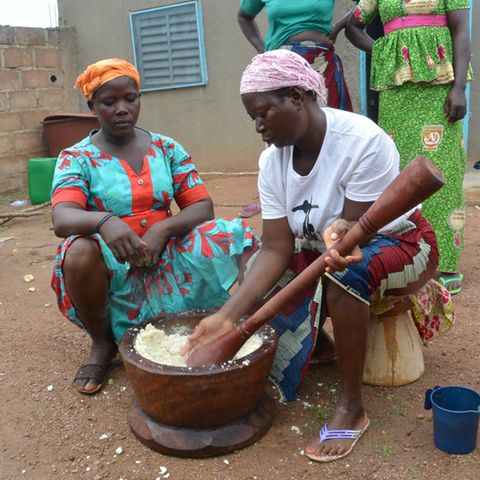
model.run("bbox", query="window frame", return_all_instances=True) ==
[129,0,208,93]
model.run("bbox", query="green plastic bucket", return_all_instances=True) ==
[28,157,57,205]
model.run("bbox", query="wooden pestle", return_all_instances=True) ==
[186,157,445,367]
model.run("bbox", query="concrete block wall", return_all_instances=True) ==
[0,25,78,195]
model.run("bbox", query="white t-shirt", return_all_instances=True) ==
[258,108,417,250]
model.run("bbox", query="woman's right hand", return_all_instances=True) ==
[237,9,265,54]
[98,216,147,265]
[181,313,235,357]
[323,219,363,273]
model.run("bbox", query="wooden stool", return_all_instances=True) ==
[363,303,425,387]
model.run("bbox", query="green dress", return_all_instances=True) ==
[354,0,472,273]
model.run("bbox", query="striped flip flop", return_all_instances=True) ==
[305,418,370,463]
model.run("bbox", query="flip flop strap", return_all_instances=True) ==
[319,424,362,442]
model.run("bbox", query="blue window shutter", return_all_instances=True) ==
[130,1,208,91]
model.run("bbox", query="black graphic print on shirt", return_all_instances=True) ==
[292,198,319,240]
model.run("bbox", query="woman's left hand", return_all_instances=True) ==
[444,85,467,124]
[139,223,170,267]
[323,219,363,273]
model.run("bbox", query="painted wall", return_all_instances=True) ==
[57,0,359,172]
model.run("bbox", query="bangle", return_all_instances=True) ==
[95,213,116,233]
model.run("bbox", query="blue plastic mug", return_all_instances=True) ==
[425,385,480,454]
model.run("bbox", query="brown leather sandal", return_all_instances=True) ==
[74,363,108,395]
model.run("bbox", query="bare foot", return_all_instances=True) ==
[305,405,369,461]
[74,340,117,393]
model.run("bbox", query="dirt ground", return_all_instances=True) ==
[1,175,479,480]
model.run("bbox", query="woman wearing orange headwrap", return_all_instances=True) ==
[74,58,141,100]
[50,59,259,395]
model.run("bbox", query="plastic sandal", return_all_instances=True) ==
[305,419,370,463]
[438,273,463,295]
[238,203,261,218]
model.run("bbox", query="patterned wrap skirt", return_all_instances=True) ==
[379,83,466,273]
[246,211,454,402]
[52,218,259,341]
[281,40,353,111]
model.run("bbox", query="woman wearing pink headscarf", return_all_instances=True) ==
[184,50,453,462]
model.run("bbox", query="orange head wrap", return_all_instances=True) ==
[75,58,141,100]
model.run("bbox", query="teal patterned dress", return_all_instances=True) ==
[354,0,472,273]
[51,131,259,341]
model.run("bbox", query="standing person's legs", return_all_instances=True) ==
[63,237,117,394]
[319,48,353,112]
[305,280,370,460]
[379,84,465,293]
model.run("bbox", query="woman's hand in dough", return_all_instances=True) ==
[98,216,147,265]
[181,313,235,357]
[322,219,363,273]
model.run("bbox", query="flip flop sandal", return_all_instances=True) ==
[305,419,370,463]
[438,273,464,295]
[238,203,261,218]
[309,354,337,366]
[74,363,108,395]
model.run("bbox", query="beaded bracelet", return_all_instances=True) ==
[95,213,116,233]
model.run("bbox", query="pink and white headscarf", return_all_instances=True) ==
[240,49,327,105]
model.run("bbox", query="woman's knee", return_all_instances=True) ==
[63,238,104,277]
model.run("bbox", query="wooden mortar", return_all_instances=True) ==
[118,310,278,429]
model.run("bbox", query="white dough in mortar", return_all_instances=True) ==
[134,324,263,367]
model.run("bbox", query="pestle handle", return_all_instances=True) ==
[187,157,444,367]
